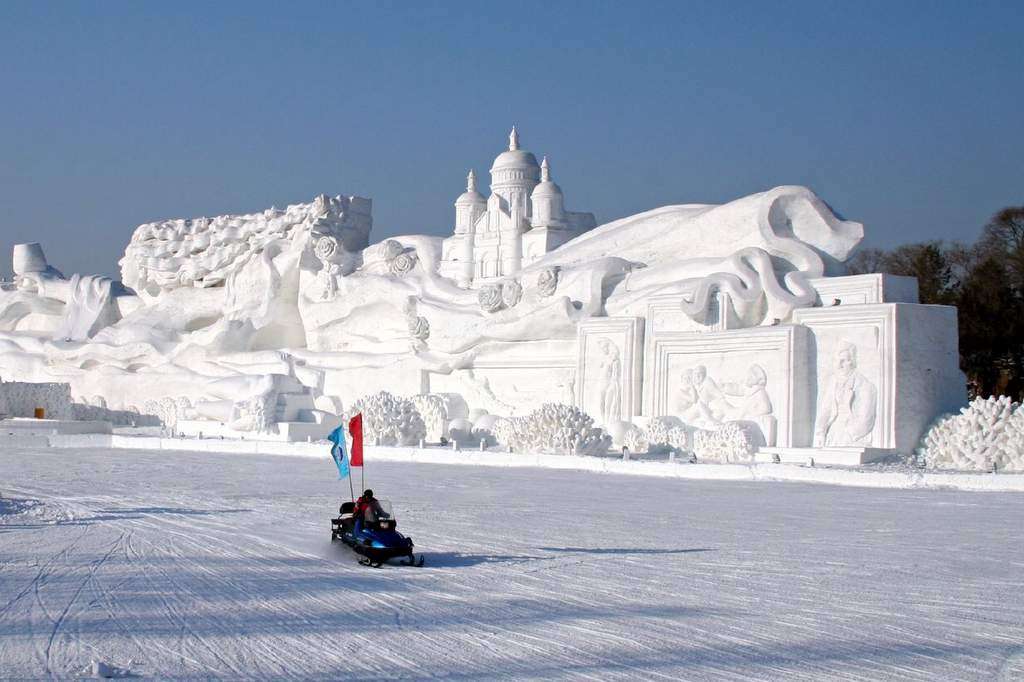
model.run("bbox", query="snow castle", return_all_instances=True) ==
[439,127,596,287]
[0,128,966,463]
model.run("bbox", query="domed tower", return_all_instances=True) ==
[455,169,487,233]
[530,156,565,228]
[522,154,594,267]
[452,169,486,286]
[488,126,540,278]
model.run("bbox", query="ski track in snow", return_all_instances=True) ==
[1,446,1023,680]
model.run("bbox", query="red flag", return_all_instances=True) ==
[348,413,363,467]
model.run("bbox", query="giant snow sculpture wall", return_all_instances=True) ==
[0,132,968,461]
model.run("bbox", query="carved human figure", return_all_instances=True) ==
[595,338,621,424]
[692,365,728,423]
[722,364,773,419]
[814,342,878,446]
[677,368,699,415]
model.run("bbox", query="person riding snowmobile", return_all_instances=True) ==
[353,489,387,532]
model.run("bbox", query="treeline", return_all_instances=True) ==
[846,206,1024,399]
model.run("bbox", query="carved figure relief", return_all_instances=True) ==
[814,342,878,447]
[676,363,774,430]
[596,337,622,424]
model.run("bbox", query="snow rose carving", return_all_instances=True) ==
[314,235,339,262]
[390,251,417,276]
[408,315,430,340]
[478,285,503,313]
[377,239,403,261]
[536,268,558,297]
[501,280,523,308]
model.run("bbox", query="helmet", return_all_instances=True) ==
[363,489,374,499]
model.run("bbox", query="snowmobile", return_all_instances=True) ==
[331,499,424,568]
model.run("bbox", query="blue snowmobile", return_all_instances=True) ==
[331,497,424,568]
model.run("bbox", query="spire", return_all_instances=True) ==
[540,156,551,182]
[509,125,519,151]
[467,169,476,192]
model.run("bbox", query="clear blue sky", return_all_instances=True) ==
[1,0,1021,279]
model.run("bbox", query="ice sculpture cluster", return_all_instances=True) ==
[920,396,1024,472]
[0,128,968,464]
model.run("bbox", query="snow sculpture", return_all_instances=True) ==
[813,342,877,447]
[348,391,426,446]
[314,236,342,301]
[120,193,371,293]
[144,397,186,431]
[622,424,648,454]
[411,394,447,442]
[596,338,622,425]
[501,280,523,308]
[536,267,558,297]
[439,129,596,286]
[693,422,757,463]
[512,403,610,456]
[0,126,966,456]
[645,416,689,454]
[9,243,129,341]
[477,285,504,313]
[919,396,1024,471]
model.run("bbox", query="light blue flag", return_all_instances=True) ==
[327,424,350,479]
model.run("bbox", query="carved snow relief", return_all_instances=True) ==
[813,342,878,447]
[536,267,558,297]
[577,318,643,426]
[645,326,809,448]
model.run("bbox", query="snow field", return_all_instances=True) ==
[2,445,1024,680]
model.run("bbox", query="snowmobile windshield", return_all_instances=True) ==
[374,499,394,519]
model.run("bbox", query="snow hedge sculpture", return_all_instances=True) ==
[693,422,756,463]
[508,403,610,456]
[410,394,447,442]
[349,391,426,446]
[919,396,1024,472]
[490,417,521,450]
[142,397,190,431]
[622,425,648,454]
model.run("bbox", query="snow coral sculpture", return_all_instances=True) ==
[646,417,693,455]
[692,422,756,463]
[349,391,426,446]
[410,394,448,442]
[622,425,649,454]
[143,397,189,431]
[510,403,610,456]
[919,396,1024,471]
[490,417,522,450]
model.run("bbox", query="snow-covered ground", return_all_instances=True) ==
[2,446,1023,680]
